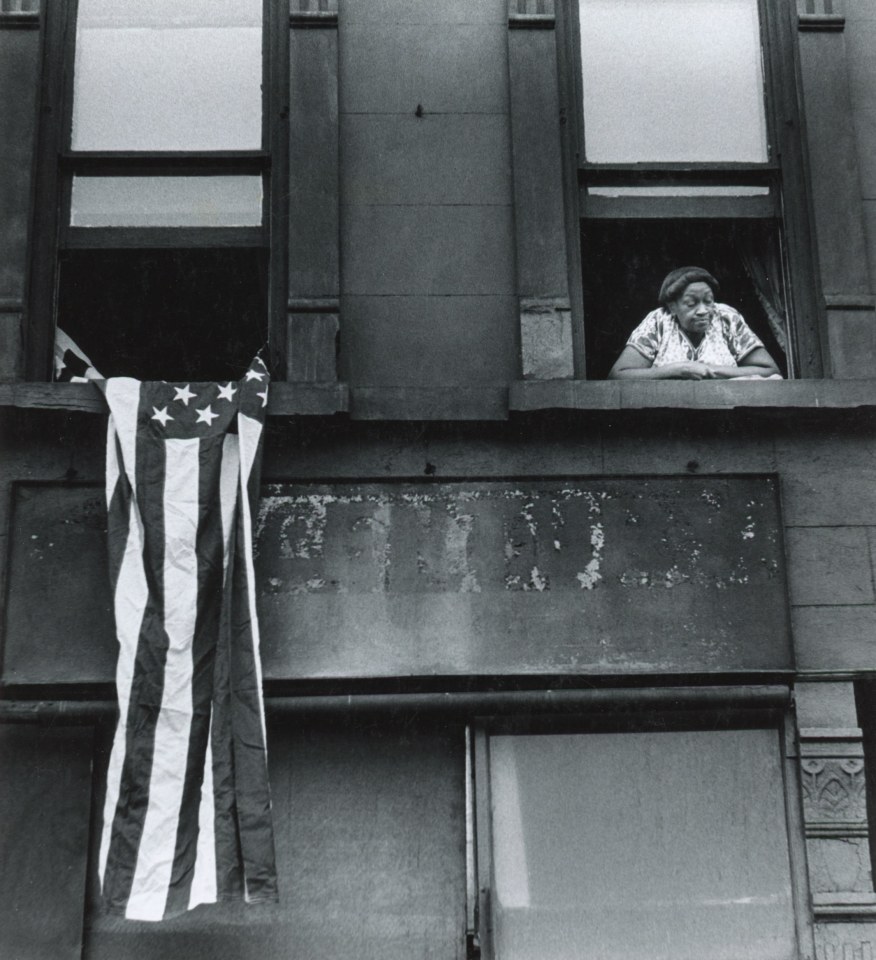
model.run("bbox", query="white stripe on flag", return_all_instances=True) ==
[105,416,119,510]
[104,379,142,496]
[187,721,216,911]
[187,435,238,911]
[126,437,200,921]
[99,418,149,886]
[237,413,268,755]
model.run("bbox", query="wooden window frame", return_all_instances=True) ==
[25,0,290,380]
[466,690,814,960]
[554,0,825,380]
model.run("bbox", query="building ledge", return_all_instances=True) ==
[3,379,876,421]
[510,378,876,413]
[0,381,350,417]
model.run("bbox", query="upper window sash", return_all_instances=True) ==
[576,0,771,166]
[67,0,265,154]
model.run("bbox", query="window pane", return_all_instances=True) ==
[70,176,263,227]
[72,0,262,151]
[580,0,768,162]
[489,729,797,960]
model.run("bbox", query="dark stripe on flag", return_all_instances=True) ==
[211,512,246,902]
[163,436,227,917]
[102,403,170,912]
[106,435,131,599]
[229,504,277,902]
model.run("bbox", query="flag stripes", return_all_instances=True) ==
[97,359,276,921]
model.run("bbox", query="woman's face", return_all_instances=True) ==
[669,281,716,336]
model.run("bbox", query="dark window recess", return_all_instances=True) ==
[56,248,268,382]
[856,681,876,881]
[581,219,791,381]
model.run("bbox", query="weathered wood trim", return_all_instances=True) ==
[0,685,792,722]
[0,381,349,416]
[798,14,846,31]
[0,0,39,25]
[797,0,845,31]
[825,295,876,310]
[350,386,510,421]
[287,312,339,382]
[795,0,871,379]
[507,0,572,380]
[5,379,876,416]
[508,0,555,16]
[509,378,876,412]
[288,4,340,317]
[509,14,555,28]
[61,227,267,249]
[289,0,338,27]
[290,11,338,27]
[288,298,340,313]
[0,13,39,27]
[582,192,777,219]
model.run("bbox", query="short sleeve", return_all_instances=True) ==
[722,307,764,361]
[626,310,664,362]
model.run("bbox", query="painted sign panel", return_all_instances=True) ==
[3,477,791,686]
[255,476,790,676]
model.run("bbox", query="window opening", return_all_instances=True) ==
[570,0,819,379]
[27,0,278,381]
[476,725,799,960]
[581,218,790,380]
[56,248,268,382]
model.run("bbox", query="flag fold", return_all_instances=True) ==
[97,356,277,921]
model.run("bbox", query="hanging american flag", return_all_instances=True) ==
[97,356,277,921]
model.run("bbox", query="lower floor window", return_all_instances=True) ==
[479,726,799,960]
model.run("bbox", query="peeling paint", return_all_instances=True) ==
[576,522,605,590]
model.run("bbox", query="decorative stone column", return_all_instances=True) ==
[287,0,340,382]
[795,0,876,378]
[507,0,574,380]
[797,683,876,960]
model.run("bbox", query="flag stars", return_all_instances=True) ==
[257,390,268,408]
[217,382,237,402]
[245,369,265,382]
[196,405,219,426]
[151,406,174,427]
[173,384,197,406]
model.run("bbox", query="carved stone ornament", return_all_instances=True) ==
[801,758,867,824]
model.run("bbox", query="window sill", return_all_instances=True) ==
[2,380,875,420]
[510,378,876,413]
[0,381,350,417]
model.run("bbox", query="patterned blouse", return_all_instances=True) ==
[626,305,764,368]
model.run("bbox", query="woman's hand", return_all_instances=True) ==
[672,361,713,380]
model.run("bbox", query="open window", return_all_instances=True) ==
[469,704,810,960]
[28,0,283,381]
[567,0,822,379]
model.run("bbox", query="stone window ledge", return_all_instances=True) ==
[510,378,876,414]
[0,381,349,417]
[2,379,876,421]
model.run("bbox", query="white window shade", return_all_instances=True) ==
[71,0,262,151]
[488,728,797,960]
[579,0,769,163]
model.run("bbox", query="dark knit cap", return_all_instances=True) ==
[658,267,719,307]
